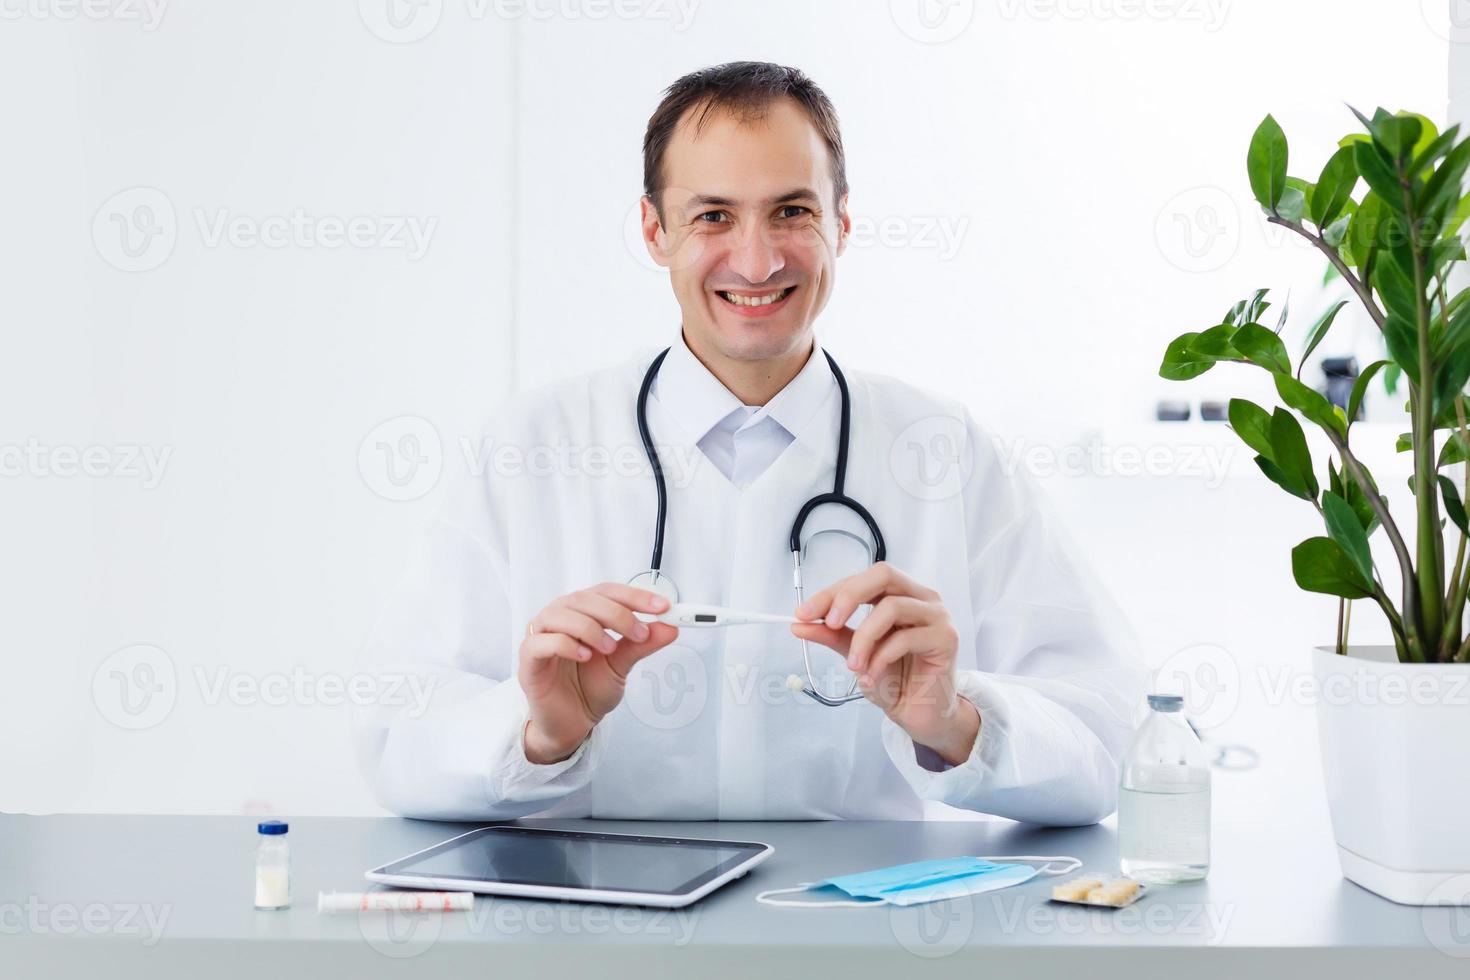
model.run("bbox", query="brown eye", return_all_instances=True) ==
[778,206,811,219]
[697,211,729,224]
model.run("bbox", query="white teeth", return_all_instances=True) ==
[720,288,790,307]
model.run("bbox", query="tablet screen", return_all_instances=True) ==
[377,827,765,896]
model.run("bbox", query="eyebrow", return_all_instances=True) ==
[682,188,822,212]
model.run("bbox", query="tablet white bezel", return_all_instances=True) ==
[364,826,775,909]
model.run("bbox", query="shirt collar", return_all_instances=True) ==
[652,334,836,445]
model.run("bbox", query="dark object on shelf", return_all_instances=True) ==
[1156,399,1191,421]
[1199,401,1227,421]
[1321,357,1361,419]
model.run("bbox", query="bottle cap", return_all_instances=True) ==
[1147,693,1184,712]
[257,820,289,835]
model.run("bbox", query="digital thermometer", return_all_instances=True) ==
[647,602,805,628]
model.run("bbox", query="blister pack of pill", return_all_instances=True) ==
[1048,875,1147,908]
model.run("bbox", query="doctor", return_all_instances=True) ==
[357,62,1142,826]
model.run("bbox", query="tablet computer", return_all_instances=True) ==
[365,826,774,908]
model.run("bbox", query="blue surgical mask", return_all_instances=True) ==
[754,854,1081,908]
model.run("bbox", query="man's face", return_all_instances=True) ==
[641,98,850,363]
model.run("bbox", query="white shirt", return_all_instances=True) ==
[655,338,807,489]
[355,338,1144,824]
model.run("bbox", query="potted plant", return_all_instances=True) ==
[1158,107,1470,905]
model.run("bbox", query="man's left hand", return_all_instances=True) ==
[792,562,979,766]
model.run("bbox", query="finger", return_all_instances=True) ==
[605,621,680,678]
[566,591,652,644]
[521,631,595,666]
[790,621,854,656]
[858,655,907,712]
[590,582,673,614]
[801,562,937,630]
[536,606,618,655]
[868,625,950,675]
[846,596,933,675]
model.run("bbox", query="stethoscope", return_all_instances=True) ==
[629,345,886,706]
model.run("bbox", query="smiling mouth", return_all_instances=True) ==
[716,286,796,308]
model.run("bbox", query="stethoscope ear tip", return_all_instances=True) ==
[785,674,807,694]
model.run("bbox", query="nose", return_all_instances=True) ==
[725,220,786,286]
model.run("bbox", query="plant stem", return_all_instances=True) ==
[1405,179,1444,660]
[1329,432,1422,659]
[1266,217,1387,330]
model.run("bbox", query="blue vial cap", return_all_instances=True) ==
[257,820,289,835]
[1147,694,1184,712]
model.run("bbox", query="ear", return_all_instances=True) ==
[834,192,852,258]
[640,195,671,269]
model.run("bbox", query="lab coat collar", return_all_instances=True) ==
[652,333,836,448]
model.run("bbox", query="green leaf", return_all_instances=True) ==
[1440,476,1469,535]
[1234,323,1291,373]
[1445,193,1470,239]
[1441,431,1470,468]
[1322,491,1373,583]
[1268,407,1318,499]
[1228,398,1274,458]
[1273,288,1292,334]
[1299,300,1349,379]
[1353,140,1405,211]
[1311,146,1359,228]
[1430,237,1467,283]
[1256,455,1308,499]
[1291,536,1374,599]
[1438,293,1470,359]
[1421,136,1470,219]
[1275,373,1346,438]
[1347,194,1387,270]
[1224,288,1270,327]
[1189,323,1239,358]
[1347,359,1389,424]
[1247,115,1289,211]
[1383,314,1421,385]
[1410,123,1459,179]
[1159,332,1215,381]
[1275,185,1307,224]
[1373,253,1421,322]
[1434,344,1470,414]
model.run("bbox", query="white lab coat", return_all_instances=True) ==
[354,345,1143,825]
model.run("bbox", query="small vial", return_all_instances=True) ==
[254,820,291,910]
[1118,694,1210,883]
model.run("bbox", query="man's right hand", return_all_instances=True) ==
[517,583,679,764]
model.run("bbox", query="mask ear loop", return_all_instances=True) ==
[980,855,1082,875]
[754,884,885,908]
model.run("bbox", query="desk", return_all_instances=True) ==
[3,811,1466,978]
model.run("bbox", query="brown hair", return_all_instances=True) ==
[642,61,847,216]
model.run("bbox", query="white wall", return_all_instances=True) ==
[0,0,1452,817]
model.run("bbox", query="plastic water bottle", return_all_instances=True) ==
[1118,694,1210,883]
[254,820,291,910]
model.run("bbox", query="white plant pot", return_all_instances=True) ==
[1313,645,1470,905]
